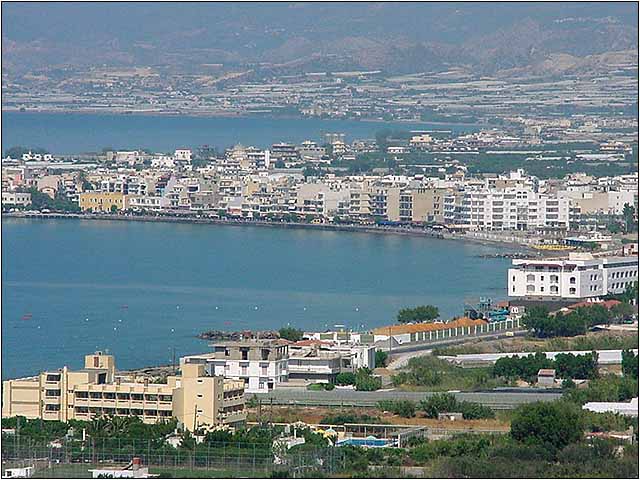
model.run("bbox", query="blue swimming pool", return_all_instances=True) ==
[336,437,396,448]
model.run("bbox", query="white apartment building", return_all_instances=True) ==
[174,149,192,162]
[508,253,638,300]
[460,187,570,231]
[181,340,289,393]
[2,191,31,207]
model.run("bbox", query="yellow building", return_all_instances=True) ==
[2,352,246,431]
[78,192,135,212]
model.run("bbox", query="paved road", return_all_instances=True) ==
[383,329,528,356]
[255,388,562,409]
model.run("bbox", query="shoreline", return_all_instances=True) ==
[1,109,483,128]
[3,212,536,252]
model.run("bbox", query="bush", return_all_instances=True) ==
[564,374,638,405]
[377,400,416,418]
[375,350,388,368]
[355,369,382,391]
[511,401,584,450]
[278,327,303,342]
[419,393,494,420]
[319,412,382,425]
[335,372,356,385]
[622,349,638,379]
[397,305,439,323]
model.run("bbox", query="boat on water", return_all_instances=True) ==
[21,313,32,320]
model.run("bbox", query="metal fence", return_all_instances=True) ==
[2,440,344,478]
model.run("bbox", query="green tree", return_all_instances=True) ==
[278,327,303,342]
[335,372,356,385]
[622,349,638,379]
[355,368,382,391]
[510,401,584,450]
[397,305,440,323]
[375,350,388,368]
[622,203,637,233]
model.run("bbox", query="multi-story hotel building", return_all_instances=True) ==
[181,340,289,393]
[1,352,246,431]
[508,253,638,300]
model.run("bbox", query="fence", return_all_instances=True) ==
[1,438,345,478]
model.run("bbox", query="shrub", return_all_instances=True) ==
[375,350,388,368]
[622,349,638,379]
[377,400,416,418]
[355,369,382,391]
[511,401,584,450]
[419,393,494,420]
[278,327,303,342]
[335,372,356,385]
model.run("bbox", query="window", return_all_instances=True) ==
[45,404,60,412]
[570,287,576,294]
[569,277,576,284]
[526,274,535,282]
[550,286,558,294]
[197,394,203,398]
[45,389,61,397]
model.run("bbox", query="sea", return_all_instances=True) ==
[1,218,510,378]
[1,112,477,154]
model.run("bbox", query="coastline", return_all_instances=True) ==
[1,108,483,128]
[2,211,536,252]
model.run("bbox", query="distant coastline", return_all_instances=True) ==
[1,108,483,128]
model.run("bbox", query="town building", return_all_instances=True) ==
[508,253,638,300]
[181,340,289,393]
[2,191,31,207]
[78,192,136,212]
[1,352,246,432]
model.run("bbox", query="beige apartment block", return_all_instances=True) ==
[2,352,246,431]
[78,192,137,212]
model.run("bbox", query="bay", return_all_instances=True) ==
[1,218,508,378]
[1,112,476,154]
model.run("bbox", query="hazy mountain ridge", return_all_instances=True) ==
[2,3,638,78]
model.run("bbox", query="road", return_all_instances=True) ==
[255,388,562,409]
[383,329,529,366]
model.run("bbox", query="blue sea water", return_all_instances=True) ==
[1,112,476,154]
[1,218,509,378]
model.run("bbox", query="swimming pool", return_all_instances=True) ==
[335,437,397,448]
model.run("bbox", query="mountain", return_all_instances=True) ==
[2,3,638,77]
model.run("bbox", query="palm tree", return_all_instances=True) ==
[86,415,109,463]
